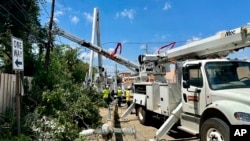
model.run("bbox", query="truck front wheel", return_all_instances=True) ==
[200,118,229,141]
[138,107,148,125]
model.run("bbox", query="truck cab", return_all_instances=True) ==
[181,59,250,140]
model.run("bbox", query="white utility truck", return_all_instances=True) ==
[121,25,250,141]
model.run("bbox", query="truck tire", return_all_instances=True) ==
[200,118,229,141]
[137,107,148,125]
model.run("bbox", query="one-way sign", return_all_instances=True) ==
[12,37,24,70]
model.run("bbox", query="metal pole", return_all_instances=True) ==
[96,8,103,93]
[16,71,21,135]
[88,8,98,86]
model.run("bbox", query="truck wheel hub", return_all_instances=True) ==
[207,128,224,141]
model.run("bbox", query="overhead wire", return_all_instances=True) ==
[54,0,74,46]
[38,0,50,17]
[0,2,46,43]
[2,1,190,50]
[102,41,187,46]
[61,0,73,32]
[0,4,29,31]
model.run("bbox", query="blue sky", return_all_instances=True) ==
[39,0,250,75]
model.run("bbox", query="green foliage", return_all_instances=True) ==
[19,46,102,140]
[0,108,16,138]
[60,46,89,83]
[0,0,46,75]
[0,1,103,141]
[33,48,71,90]
[11,134,32,141]
[74,136,86,141]
[0,134,32,141]
[23,85,102,140]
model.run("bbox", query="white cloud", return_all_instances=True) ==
[55,10,63,16]
[51,11,64,23]
[163,2,171,11]
[71,16,79,24]
[79,50,98,61]
[107,47,114,52]
[140,44,146,50]
[83,12,93,23]
[53,17,59,23]
[117,9,136,20]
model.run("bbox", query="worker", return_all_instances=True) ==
[103,86,110,105]
[117,87,123,107]
[125,87,131,108]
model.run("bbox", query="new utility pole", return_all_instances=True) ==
[88,8,103,92]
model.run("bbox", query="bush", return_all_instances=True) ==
[0,108,16,138]
[23,84,102,140]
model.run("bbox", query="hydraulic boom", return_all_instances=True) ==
[159,25,250,63]
[52,25,139,73]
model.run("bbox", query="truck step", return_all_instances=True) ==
[177,126,199,135]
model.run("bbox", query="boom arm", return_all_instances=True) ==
[159,25,250,62]
[52,26,139,73]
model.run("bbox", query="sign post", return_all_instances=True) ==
[11,36,24,135]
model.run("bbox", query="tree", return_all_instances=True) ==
[0,0,47,75]
[20,45,103,140]
[0,1,104,140]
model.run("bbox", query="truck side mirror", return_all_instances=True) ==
[182,67,189,81]
[182,66,190,88]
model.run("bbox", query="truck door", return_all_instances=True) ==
[182,64,205,115]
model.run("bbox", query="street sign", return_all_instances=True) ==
[12,36,24,70]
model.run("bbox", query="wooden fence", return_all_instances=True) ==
[0,73,32,114]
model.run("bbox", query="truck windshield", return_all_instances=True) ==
[205,61,250,90]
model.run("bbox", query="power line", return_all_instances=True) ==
[12,0,32,20]
[102,41,187,46]
[61,0,73,32]
[0,4,30,31]
[0,3,45,43]
[38,0,50,17]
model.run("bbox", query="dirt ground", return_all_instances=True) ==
[97,103,199,141]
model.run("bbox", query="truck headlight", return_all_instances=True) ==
[234,112,250,122]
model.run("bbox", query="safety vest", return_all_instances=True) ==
[117,89,123,97]
[103,89,109,98]
[126,90,130,101]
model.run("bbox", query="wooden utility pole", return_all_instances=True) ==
[45,0,55,69]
